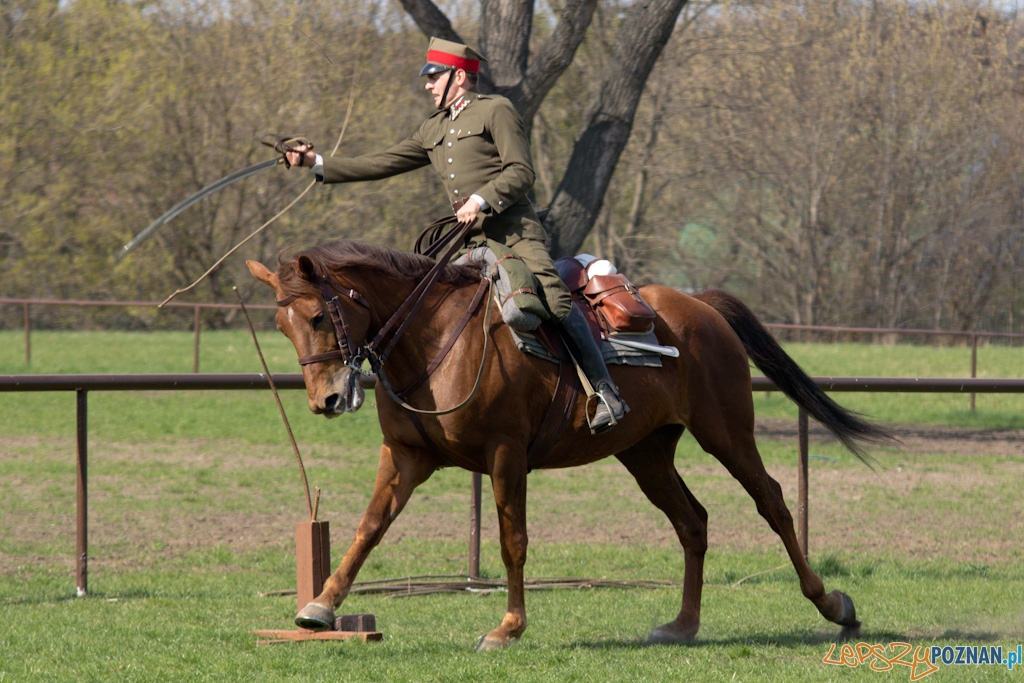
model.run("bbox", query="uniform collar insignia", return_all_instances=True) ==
[449,95,471,120]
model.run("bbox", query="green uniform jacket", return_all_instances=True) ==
[318,92,547,248]
[318,92,572,319]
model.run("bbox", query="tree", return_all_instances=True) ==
[668,0,1024,330]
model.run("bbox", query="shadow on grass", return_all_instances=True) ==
[563,627,1006,651]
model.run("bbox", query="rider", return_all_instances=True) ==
[284,37,628,433]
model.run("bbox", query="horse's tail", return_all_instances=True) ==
[694,289,894,463]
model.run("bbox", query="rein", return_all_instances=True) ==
[370,216,473,364]
[279,216,495,415]
[373,277,494,416]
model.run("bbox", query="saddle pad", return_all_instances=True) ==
[509,326,663,368]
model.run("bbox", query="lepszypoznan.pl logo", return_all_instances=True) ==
[822,642,1022,681]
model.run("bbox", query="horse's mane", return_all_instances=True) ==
[276,239,483,299]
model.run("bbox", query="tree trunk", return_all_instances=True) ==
[546,0,689,258]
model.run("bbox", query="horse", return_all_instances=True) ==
[246,238,890,650]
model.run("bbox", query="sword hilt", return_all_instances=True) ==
[261,134,314,169]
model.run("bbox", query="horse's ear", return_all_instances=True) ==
[297,255,317,281]
[246,260,278,290]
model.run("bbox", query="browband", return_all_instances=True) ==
[276,286,369,309]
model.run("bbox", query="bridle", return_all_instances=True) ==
[276,217,494,415]
[276,279,369,368]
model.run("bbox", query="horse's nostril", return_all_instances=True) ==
[324,393,341,411]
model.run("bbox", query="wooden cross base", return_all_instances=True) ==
[255,614,381,644]
[254,631,383,644]
[254,621,382,644]
[254,521,383,644]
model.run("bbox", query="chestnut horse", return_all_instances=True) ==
[247,239,889,649]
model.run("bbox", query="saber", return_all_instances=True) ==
[118,158,282,260]
[118,134,312,261]
[603,335,680,358]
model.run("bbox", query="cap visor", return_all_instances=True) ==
[419,63,450,77]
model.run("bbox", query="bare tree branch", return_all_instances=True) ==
[517,0,600,123]
[547,0,690,257]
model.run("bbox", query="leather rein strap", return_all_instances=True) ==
[391,276,491,398]
[371,217,474,365]
[373,277,495,416]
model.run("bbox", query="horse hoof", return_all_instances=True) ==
[475,635,518,652]
[835,591,861,629]
[295,602,335,631]
[645,625,697,645]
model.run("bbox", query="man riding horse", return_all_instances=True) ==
[283,38,628,433]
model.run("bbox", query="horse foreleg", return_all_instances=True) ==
[294,442,437,630]
[476,445,529,651]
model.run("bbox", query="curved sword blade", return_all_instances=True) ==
[118,157,282,260]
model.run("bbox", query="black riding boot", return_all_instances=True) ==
[558,304,629,433]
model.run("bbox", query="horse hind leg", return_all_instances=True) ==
[616,425,709,644]
[696,425,861,639]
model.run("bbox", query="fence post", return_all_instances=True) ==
[76,389,88,597]
[193,306,201,373]
[24,302,31,365]
[970,334,977,413]
[798,408,809,559]
[469,472,482,579]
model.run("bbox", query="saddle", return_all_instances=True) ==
[457,242,659,353]
[456,245,663,465]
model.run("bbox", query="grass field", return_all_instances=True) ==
[1,330,1022,681]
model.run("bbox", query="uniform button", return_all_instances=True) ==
[449,173,455,179]
[447,158,453,163]
[447,142,453,147]
[454,189,460,194]
[450,129,455,134]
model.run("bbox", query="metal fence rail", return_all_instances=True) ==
[2,373,1022,596]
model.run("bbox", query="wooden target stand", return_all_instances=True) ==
[233,293,381,645]
[253,519,383,644]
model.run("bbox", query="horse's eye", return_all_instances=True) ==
[311,312,325,328]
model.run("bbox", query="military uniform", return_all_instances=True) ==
[304,36,626,432]
[317,91,571,321]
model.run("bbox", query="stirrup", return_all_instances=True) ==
[585,382,629,435]
[586,393,618,435]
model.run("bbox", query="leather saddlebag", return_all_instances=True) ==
[583,274,657,334]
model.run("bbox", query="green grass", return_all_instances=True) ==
[2,552,1021,682]
[1,330,1022,681]
[0,328,295,375]
[2,434,1021,682]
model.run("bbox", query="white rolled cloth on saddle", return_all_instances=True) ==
[455,241,549,332]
